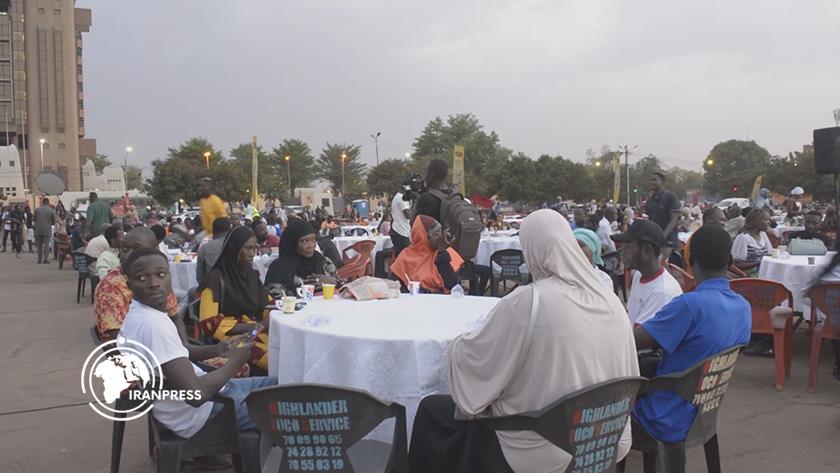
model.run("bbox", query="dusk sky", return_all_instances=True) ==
[80,0,840,176]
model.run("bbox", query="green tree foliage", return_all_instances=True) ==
[229,142,276,198]
[146,138,221,205]
[89,153,112,172]
[703,140,771,196]
[315,143,366,197]
[764,146,834,201]
[496,153,538,203]
[123,165,144,190]
[210,160,249,206]
[367,159,413,197]
[534,154,597,203]
[272,139,316,195]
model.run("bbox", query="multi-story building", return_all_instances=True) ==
[0,0,94,193]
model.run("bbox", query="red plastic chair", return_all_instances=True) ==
[730,278,794,390]
[337,255,371,282]
[341,240,376,276]
[805,283,840,391]
[768,232,781,248]
[668,263,696,292]
[727,264,748,280]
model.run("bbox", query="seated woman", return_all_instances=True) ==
[265,219,339,295]
[731,208,773,275]
[391,215,464,294]
[197,226,270,370]
[573,227,614,290]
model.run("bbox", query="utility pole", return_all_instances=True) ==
[618,145,638,206]
[251,136,258,204]
[370,132,381,165]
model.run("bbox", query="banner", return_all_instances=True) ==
[251,136,259,203]
[613,153,621,203]
[453,145,465,195]
[750,175,763,203]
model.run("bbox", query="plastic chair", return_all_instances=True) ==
[245,384,408,473]
[805,283,840,391]
[768,232,781,248]
[337,254,372,282]
[478,377,646,473]
[729,279,794,390]
[341,240,376,267]
[73,251,98,303]
[667,263,696,292]
[602,249,625,299]
[490,249,529,297]
[726,265,748,280]
[55,233,72,269]
[621,345,746,473]
[668,250,686,270]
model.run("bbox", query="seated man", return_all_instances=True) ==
[96,224,124,280]
[684,207,726,276]
[84,223,112,272]
[119,248,275,438]
[632,226,751,443]
[612,220,683,325]
[251,219,280,252]
[786,210,833,249]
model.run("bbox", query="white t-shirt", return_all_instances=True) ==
[731,232,773,262]
[598,218,616,253]
[391,193,411,238]
[119,300,212,438]
[627,269,683,325]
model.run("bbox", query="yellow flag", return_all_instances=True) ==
[453,145,466,195]
[750,176,763,203]
[613,154,622,202]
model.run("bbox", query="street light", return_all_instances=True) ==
[706,158,714,166]
[285,155,292,196]
[594,161,601,167]
[203,151,211,169]
[404,152,411,159]
[341,151,347,196]
[370,132,381,165]
[123,146,133,188]
[38,138,46,171]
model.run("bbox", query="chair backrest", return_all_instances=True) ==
[727,264,748,279]
[767,232,781,248]
[342,240,376,264]
[729,278,792,333]
[337,255,371,282]
[668,250,686,270]
[246,384,407,473]
[479,377,645,473]
[667,263,696,292]
[490,249,526,282]
[642,345,745,446]
[348,228,369,237]
[806,283,840,341]
[73,251,90,275]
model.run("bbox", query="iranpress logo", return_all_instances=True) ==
[81,337,200,421]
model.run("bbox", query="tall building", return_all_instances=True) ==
[0,0,94,193]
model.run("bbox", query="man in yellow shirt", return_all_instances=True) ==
[199,177,227,237]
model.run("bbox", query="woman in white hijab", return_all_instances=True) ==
[409,209,640,473]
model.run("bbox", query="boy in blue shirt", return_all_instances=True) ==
[632,226,751,443]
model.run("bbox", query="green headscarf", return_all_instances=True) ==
[573,228,603,266]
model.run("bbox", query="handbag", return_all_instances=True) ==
[788,238,827,256]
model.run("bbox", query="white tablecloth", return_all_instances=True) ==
[332,236,393,262]
[169,255,276,297]
[758,252,838,315]
[474,236,522,267]
[773,225,804,239]
[267,295,501,441]
[340,225,378,236]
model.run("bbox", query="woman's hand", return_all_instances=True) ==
[304,274,337,287]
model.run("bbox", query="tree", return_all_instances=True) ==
[229,142,279,199]
[496,153,538,203]
[315,143,366,197]
[367,159,413,197]
[703,140,771,197]
[88,153,112,172]
[210,160,249,207]
[532,154,597,203]
[272,139,316,196]
[146,137,222,205]
[123,165,144,190]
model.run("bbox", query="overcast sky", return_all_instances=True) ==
[80,0,840,175]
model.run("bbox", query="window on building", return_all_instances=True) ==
[43,142,49,149]
[78,82,83,93]
[78,99,83,110]
[76,64,82,75]
[0,82,11,98]
[0,63,10,80]
[0,43,10,58]
[58,143,65,149]
[76,47,82,56]
[9,160,14,167]
[53,9,61,16]
[38,8,45,14]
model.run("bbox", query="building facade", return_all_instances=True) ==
[0,144,23,200]
[81,159,124,193]
[0,0,94,193]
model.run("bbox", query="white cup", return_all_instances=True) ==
[409,281,421,296]
[281,296,297,314]
[297,284,315,302]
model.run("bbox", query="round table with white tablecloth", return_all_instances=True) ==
[473,235,522,267]
[339,225,378,237]
[267,294,500,441]
[331,235,392,262]
[773,225,804,239]
[758,252,839,315]
[169,254,276,298]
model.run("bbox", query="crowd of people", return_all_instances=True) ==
[4,159,840,472]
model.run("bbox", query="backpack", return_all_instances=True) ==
[429,188,483,260]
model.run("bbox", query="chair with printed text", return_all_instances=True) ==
[246,384,408,473]
[729,278,794,390]
[618,345,745,473]
[805,283,840,391]
[489,249,529,297]
[73,250,98,304]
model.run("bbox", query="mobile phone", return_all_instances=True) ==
[237,325,261,347]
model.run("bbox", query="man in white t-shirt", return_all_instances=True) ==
[612,220,683,325]
[598,207,618,253]
[119,248,275,438]
[390,192,412,258]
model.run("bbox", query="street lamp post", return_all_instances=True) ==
[285,155,292,196]
[123,146,133,188]
[341,151,347,196]
[38,138,46,172]
[370,132,381,165]
[203,151,211,169]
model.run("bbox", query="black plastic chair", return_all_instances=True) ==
[246,383,408,473]
[489,249,529,297]
[478,377,646,473]
[72,250,98,303]
[619,345,746,473]
[601,249,624,298]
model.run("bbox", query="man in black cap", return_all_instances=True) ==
[612,220,683,326]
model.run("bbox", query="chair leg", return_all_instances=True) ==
[643,451,658,473]
[616,459,626,473]
[658,441,686,473]
[77,277,83,304]
[784,323,793,379]
[808,334,824,392]
[236,430,262,473]
[703,434,722,473]
[772,329,785,390]
[147,416,155,458]
[156,444,182,473]
[110,415,127,473]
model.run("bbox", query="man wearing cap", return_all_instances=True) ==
[198,178,227,237]
[612,220,682,326]
[785,186,804,218]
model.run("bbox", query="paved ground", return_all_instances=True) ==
[1,249,839,473]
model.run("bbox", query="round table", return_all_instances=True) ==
[339,225,378,237]
[169,254,276,297]
[773,225,804,239]
[758,252,839,315]
[332,235,393,262]
[474,235,522,267]
[267,294,501,441]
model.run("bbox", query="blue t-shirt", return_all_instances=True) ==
[634,277,751,442]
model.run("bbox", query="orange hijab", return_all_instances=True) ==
[391,216,464,293]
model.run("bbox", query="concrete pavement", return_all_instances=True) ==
[1,249,839,472]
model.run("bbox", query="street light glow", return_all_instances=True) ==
[594,161,601,167]
[285,155,290,162]
[706,159,714,166]
[203,151,211,158]
[341,152,347,161]
[126,146,133,153]
[39,138,46,144]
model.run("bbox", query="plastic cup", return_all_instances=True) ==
[282,296,297,314]
[770,249,780,258]
[410,281,421,296]
[173,253,182,263]
[322,283,336,300]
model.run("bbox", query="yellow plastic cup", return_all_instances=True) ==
[174,253,182,263]
[322,284,336,300]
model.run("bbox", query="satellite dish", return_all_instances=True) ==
[36,172,66,195]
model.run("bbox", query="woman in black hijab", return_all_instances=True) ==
[198,226,270,370]
[265,219,339,295]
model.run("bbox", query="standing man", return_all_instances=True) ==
[34,197,56,264]
[390,190,412,258]
[23,205,34,253]
[8,204,23,257]
[199,177,227,238]
[86,192,112,238]
[598,207,617,253]
[644,172,681,257]
[412,159,451,223]
[1,205,9,251]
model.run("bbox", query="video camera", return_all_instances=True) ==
[401,174,426,202]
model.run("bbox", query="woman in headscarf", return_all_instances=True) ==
[573,227,614,290]
[409,209,640,473]
[390,215,464,294]
[264,218,339,295]
[731,208,773,275]
[197,226,270,370]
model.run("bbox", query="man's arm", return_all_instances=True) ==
[634,325,661,351]
[161,343,253,407]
